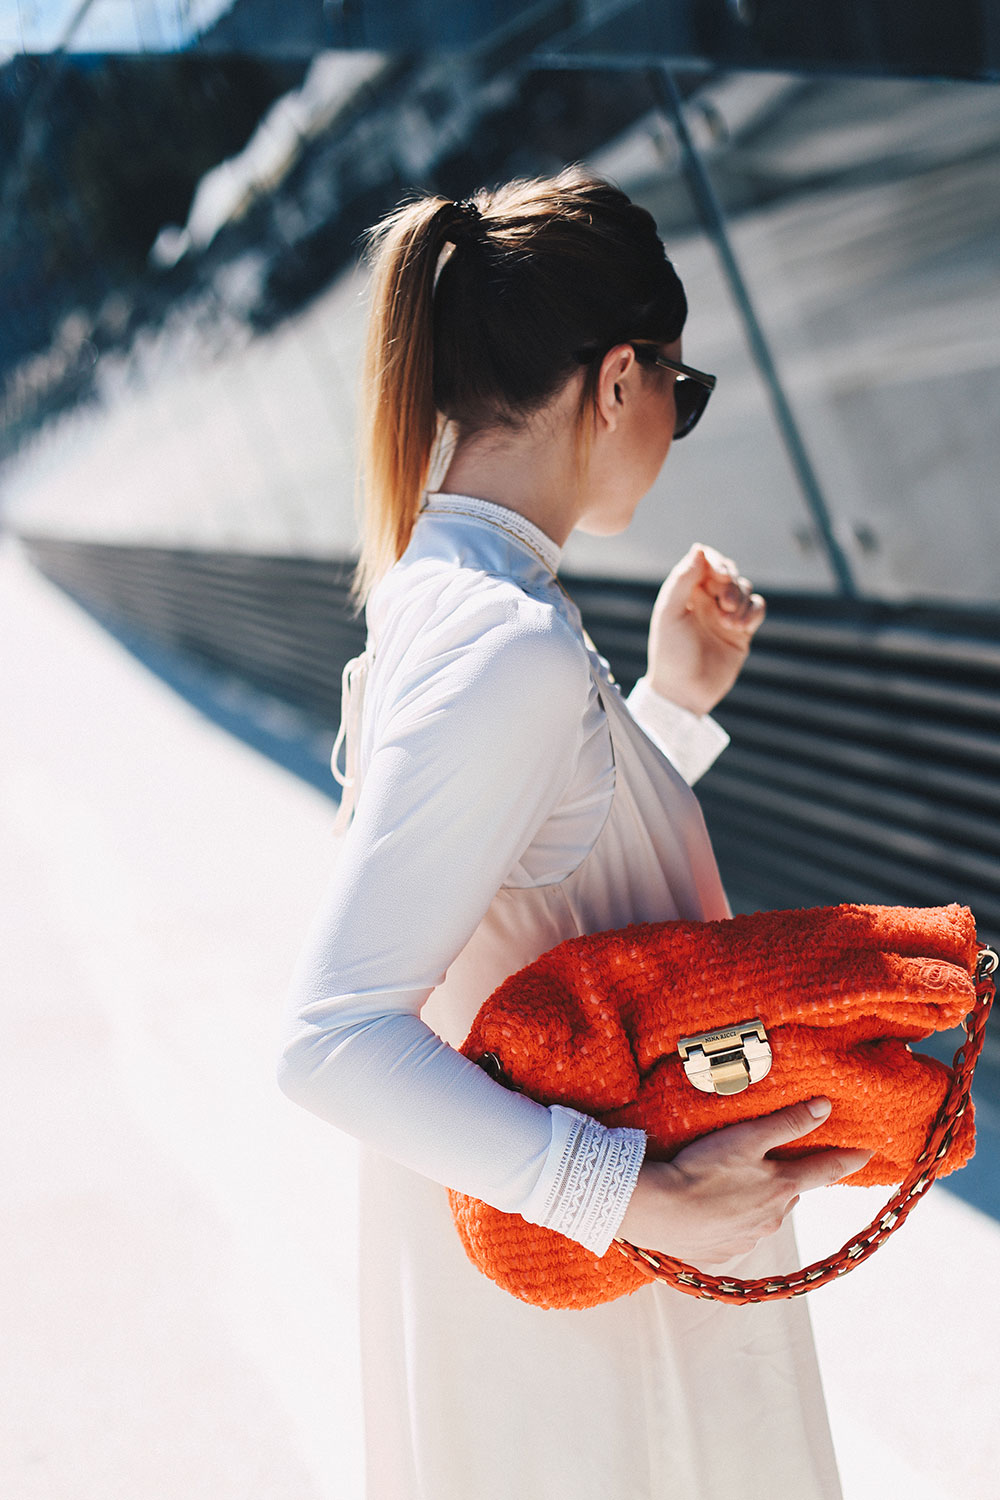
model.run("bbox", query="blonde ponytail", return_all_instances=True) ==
[354,196,456,604]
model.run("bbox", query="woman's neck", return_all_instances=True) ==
[438,382,591,548]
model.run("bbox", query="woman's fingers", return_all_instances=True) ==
[660,545,764,625]
[697,1098,875,1192]
[679,544,766,635]
[710,583,766,634]
[623,1096,874,1264]
[716,575,751,613]
[697,543,738,579]
[731,1097,836,1153]
[717,576,764,624]
[646,543,765,714]
[696,546,746,606]
[778,1145,875,1193]
[744,592,767,633]
[656,544,711,617]
[691,1098,871,1173]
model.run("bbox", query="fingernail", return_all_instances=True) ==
[807,1097,832,1119]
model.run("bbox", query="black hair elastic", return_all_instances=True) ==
[443,198,483,246]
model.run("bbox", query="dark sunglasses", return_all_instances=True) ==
[574,342,717,439]
[630,343,717,439]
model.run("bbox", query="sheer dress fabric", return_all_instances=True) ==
[279,498,842,1500]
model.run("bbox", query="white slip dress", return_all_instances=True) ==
[338,604,843,1500]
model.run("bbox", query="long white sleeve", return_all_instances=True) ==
[278,564,645,1255]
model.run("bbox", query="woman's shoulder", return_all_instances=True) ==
[368,554,590,705]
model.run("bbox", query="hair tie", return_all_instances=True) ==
[443,198,483,246]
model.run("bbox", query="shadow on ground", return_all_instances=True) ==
[65,589,340,799]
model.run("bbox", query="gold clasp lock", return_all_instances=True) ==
[677,1019,772,1096]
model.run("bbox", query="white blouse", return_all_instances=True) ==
[278,497,729,1253]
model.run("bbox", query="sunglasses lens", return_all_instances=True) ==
[673,376,710,439]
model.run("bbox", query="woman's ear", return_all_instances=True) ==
[594,343,638,432]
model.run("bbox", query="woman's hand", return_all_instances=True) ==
[645,543,766,717]
[616,1098,873,1268]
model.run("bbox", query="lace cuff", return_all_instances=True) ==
[519,1106,646,1257]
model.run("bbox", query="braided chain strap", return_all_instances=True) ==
[614,945,998,1305]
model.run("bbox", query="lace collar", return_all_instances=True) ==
[420,493,563,577]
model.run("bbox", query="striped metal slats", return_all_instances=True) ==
[21,536,1000,942]
[20,537,365,723]
[520,577,1000,944]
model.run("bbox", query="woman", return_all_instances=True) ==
[279,169,868,1499]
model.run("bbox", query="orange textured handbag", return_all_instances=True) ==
[448,903,996,1308]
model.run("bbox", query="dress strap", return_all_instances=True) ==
[332,651,370,834]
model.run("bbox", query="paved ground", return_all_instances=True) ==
[3,535,999,1500]
[1,538,362,1499]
